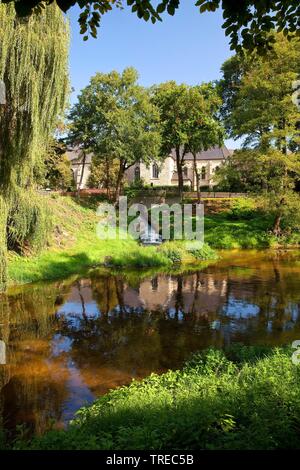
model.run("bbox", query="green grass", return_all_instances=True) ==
[12,345,300,450]
[7,195,217,285]
[8,195,300,285]
[204,197,300,249]
[204,212,277,249]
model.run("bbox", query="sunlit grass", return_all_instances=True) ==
[7,195,217,285]
[14,345,300,450]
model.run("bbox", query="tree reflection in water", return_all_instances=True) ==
[1,249,300,439]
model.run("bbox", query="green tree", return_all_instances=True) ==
[152,82,191,199]
[153,82,223,199]
[68,67,160,201]
[217,148,300,234]
[5,1,300,53]
[0,3,69,288]
[218,33,300,234]
[185,84,224,202]
[43,139,73,191]
[87,155,120,199]
[220,33,300,151]
[215,149,265,193]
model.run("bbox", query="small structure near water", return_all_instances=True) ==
[139,216,162,245]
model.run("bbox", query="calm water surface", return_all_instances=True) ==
[1,249,300,438]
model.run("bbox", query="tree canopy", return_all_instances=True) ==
[0,3,70,287]
[68,67,161,200]
[217,32,300,233]
[220,33,300,151]
[152,81,223,198]
[4,0,300,53]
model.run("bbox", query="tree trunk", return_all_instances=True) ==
[175,146,184,201]
[105,156,110,200]
[272,197,285,235]
[114,160,125,203]
[273,214,282,236]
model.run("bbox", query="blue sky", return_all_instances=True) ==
[68,3,240,148]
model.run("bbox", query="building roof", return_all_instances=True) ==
[169,145,233,161]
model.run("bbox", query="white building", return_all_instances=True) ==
[66,148,92,190]
[125,146,232,190]
[67,145,232,190]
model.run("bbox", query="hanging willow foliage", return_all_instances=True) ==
[0,2,70,289]
[0,2,70,189]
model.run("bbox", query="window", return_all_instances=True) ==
[152,163,159,179]
[183,166,188,177]
[201,166,206,180]
[134,166,140,181]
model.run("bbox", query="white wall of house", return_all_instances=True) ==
[126,157,175,186]
[191,159,223,189]
[72,163,91,189]
[71,155,225,190]
[126,157,224,189]
[141,156,175,186]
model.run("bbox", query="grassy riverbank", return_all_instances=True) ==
[7,195,216,285]
[205,197,299,249]
[12,345,300,450]
[7,195,299,285]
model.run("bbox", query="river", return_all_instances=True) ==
[1,249,300,438]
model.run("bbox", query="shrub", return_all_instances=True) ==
[7,189,52,254]
[157,241,217,263]
[16,345,300,450]
[227,197,257,220]
[188,242,218,260]
[157,241,183,263]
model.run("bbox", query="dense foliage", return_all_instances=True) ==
[13,345,300,450]
[0,3,70,288]
[43,139,73,190]
[68,67,160,201]
[220,33,300,150]
[87,156,120,197]
[217,33,300,234]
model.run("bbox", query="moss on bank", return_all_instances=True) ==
[12,345,300,450]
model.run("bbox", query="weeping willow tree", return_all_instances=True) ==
[0,2,70,289]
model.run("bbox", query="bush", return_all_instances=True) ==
[151,185,191,192]
[157,241,184,263]
[124,184,191,197]
[187,242,219,260]
[227,197,257,220]
[157,241,217,263]
[16,345,300,450]
[7,189,52,254]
